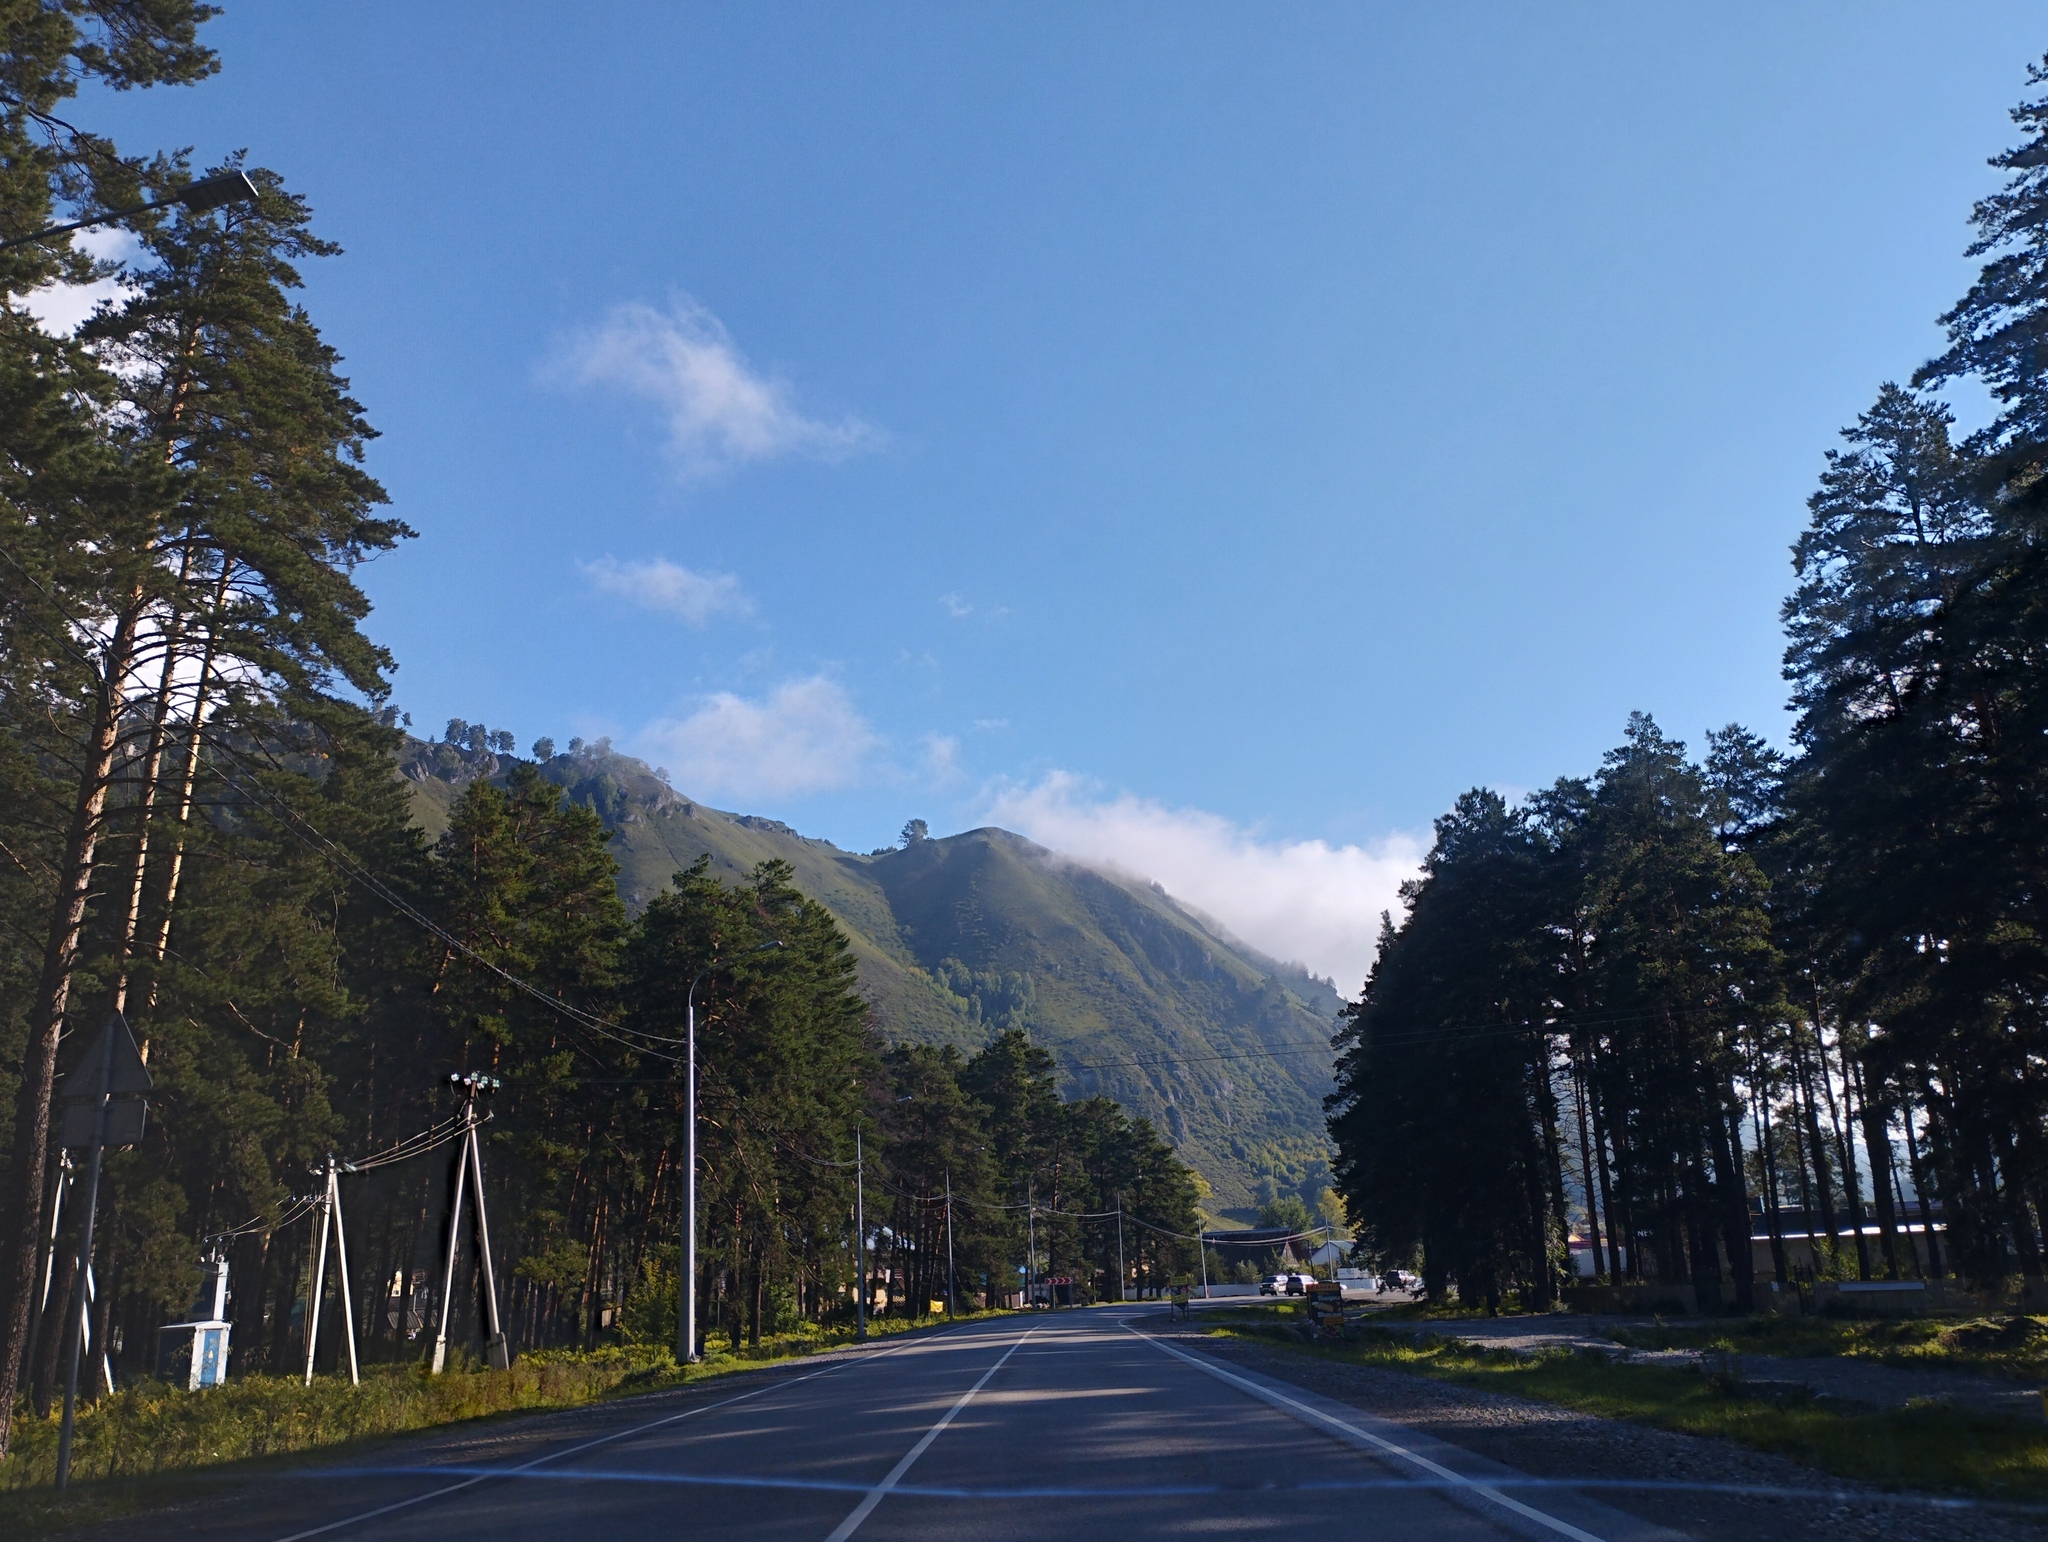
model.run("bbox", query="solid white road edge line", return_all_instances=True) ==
[266,1324,982,1542]
[1127,1323,1607,1542]
[822,1326,1039,1542]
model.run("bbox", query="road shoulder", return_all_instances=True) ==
[1138,1313,2045,1542]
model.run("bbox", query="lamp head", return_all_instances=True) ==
[177,171,259,214]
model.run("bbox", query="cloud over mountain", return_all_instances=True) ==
[986,772,1423,993]
[642,675,877,799]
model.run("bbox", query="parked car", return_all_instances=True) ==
[1258,1274,1288,1296]
[1284,1272,1313,1295]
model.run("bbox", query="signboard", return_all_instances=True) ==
[57,1015,153,1149]
[58,1017,153,1099]
[1304,1280,1346,1341]
[60,1099,145,1149]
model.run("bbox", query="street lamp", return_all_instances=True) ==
[680,939,781,1365]
[0,170,260,253]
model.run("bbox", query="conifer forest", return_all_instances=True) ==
[1331,63,2048,1312]
[0,5,1205,1460]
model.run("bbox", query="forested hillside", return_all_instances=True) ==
[1333,59,2048,1310]
[400,730,1342,1214]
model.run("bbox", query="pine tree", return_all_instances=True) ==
[0,1,224,1456]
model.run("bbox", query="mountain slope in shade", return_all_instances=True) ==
[399,738,1343,1212]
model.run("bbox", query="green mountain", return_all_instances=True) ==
[399,736,1343,1214]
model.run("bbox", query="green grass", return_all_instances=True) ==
[1600,1313,2048,1381]
[1206,1314,2048,1503]
[1359,1298,1493,1323]
[0,1310,1004,1535]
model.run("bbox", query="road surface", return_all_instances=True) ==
[142,1309,1677,1542]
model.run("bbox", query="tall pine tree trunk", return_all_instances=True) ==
[137,563,232,1024]
[1572,1060,1606,1279]
[1844,1030,1902,1278]
[0,593,145,1458]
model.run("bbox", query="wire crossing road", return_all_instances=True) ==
[186,1313,1679,1542]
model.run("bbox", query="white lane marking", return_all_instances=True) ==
[266,1329,969,1542]
[1126,1324,1606,1542]
[822,1326,1037,1542]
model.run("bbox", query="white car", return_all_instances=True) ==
[1259,1272,1311,1296]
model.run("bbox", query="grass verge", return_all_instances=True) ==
[1204,1313,2048,1504]
[1600,1312,2048,1380]
[0,1311,1003,1536]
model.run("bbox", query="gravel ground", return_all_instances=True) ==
[1160,1322,2048,1542]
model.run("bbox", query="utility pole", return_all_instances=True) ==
[854,1123,867,1341]
[430,1072,507,1374]
[945,1170,956,1316]
[681,941,780,1364]
[1199,1222,1211,1303]
[23,1151,73,1384]
[302,1156,360,1386]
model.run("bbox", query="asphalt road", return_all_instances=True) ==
[141,1310,1681,1542]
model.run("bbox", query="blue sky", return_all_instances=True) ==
[61,5,2045,985]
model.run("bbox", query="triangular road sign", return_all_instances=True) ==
[57,1013,153,1100]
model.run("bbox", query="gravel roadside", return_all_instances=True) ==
[1157,1322,2048,1542]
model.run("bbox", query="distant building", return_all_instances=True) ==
[1307,1239,1350,1270]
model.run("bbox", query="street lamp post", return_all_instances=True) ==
[1026,1178,1036,1309]
[852,1095,912,1341]
[1115,1190,1126,1305]
[681,940,780,1365]
[0,170,259,252]
[854,1122,866,1342]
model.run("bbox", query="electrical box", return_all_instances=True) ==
[158,1257,232,1390]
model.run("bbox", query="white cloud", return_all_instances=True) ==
[641,675,877,800]
[18,227,140,336]
[940,592,972,618]
[581,555,751,626]
[552,298,876,474]
[985,772,1425,993]
[924,733,963,785]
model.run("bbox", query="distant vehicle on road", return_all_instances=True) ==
[1261,1272,1313,1296]
[1378,1270,1422,1294]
